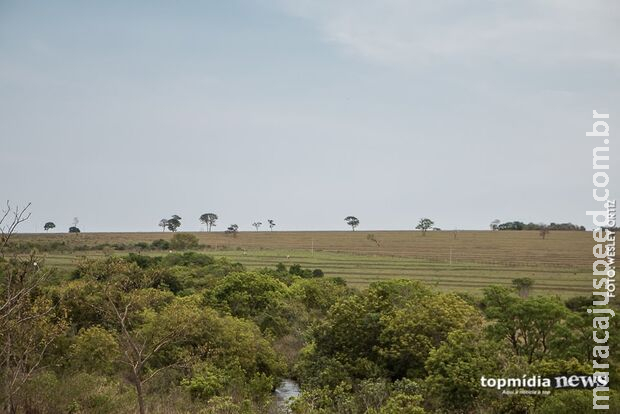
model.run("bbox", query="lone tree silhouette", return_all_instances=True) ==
[345,216,359,231]
[44,222,56,232]
[416,218,434,235]
[268,219,276,231]
[199,213,218,232]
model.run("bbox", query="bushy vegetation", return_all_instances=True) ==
[2,237,201,255]
[1,249,617,413]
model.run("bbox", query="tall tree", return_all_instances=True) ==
[158,219,168,232]
[102,289,197,414]
[199,213,218,232]
[344,216,359,231]
[43,222,55,232]
[415,218,434,235]
[252,222,262,231]
[268,219,276,231]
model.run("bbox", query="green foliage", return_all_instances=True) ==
[415,218,434,233]
[424,330,501,412]
[166,217,181,232]
[204,271,293,335]
[344,216,360,231]
[483,287,569,363]
[70,326,119,375]
[151,238,170,250]
[163,252,214,267]
[125,253,163,269]
[536,389,620,413]
[181,362,227,401]
[290,277,351,313]
[199,213,218,232]
[378,293,482,378]
[169,233,199,250]
[18,371,136,414]
[512,277,534,298]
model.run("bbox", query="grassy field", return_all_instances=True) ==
[13,230,593,297]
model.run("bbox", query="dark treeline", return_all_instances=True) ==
[494,221,586,231]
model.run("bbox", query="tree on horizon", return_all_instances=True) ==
[416,218,434,235]
[345,216,359,231]
[199,213,218,232]
[166,216,181,232]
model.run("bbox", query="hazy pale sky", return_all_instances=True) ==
[1,0,619,232]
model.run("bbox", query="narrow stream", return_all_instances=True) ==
[274,378,301,412]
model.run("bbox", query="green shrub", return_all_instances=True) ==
[151,239,170,250]
[170,233,200,250]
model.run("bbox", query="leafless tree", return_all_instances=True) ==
[0,202,67,413]
[0,201,31,255]
[105,292,180,414]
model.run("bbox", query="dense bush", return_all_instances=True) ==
[170,233,200,250]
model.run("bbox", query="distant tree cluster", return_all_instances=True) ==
[159,215,182,232]
[156,214,277,233]
[41,218,83,233]
[495,221,585,231]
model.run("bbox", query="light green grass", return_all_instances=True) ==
[37,245,592,298]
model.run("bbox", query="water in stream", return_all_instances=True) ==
[274,379,301,413]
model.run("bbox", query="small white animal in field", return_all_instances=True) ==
[286,255,290,259]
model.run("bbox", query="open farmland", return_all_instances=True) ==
[13,230,593,297]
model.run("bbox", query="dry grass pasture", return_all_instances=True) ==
[13,230,594,297]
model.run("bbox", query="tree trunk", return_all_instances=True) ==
[133,374,146,414]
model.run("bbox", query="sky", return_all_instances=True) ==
[1,0,619,232]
